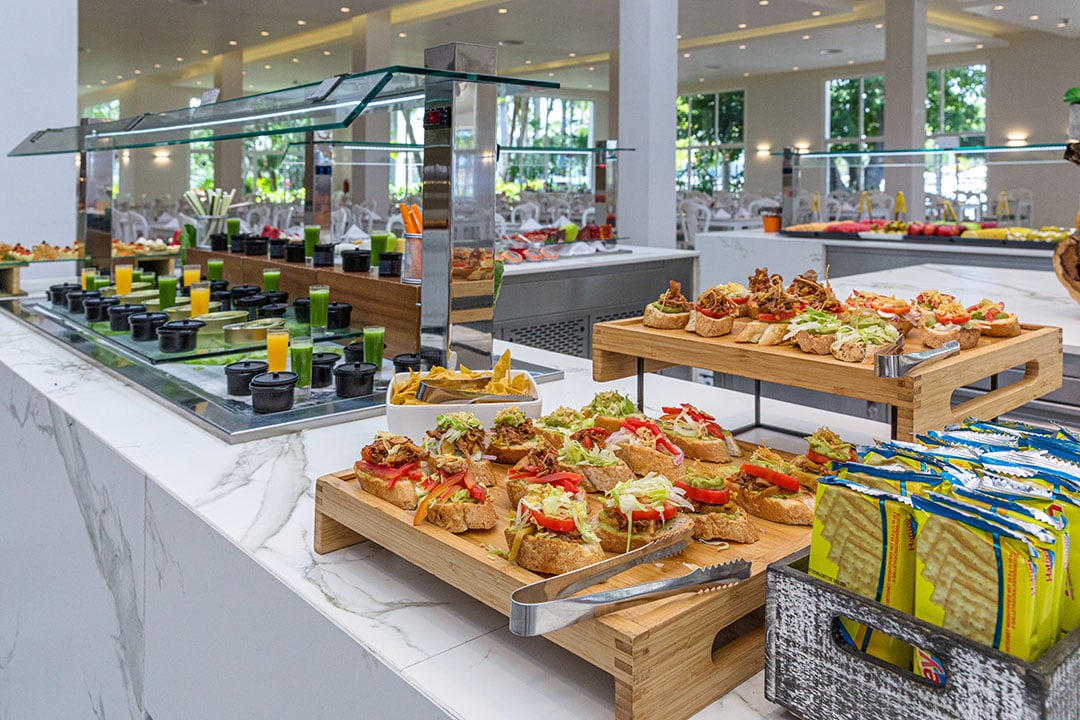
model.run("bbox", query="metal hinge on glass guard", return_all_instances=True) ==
[509,527,751,637]
[875,338,960,378]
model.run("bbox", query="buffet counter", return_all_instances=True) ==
[2,283,879,720]
[696,229,1054,284]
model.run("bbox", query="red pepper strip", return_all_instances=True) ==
[613,502,679,522]
[806,449,834,466]
[529,508,576,533]
[619,416,652,431]
[704,422,727,440]
[674,480,730,506]
[413,476,464,526]
[680,403,715,422]
[355,460,418,480]
[507,465,538,480]
[460,471,487,501]
[740,463,801,492]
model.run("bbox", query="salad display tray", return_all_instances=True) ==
[591,317,1062,441]
[314,453,810,720]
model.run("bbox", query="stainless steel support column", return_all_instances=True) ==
[594,139,617,229]
[419,43,498,370]
[78,118,115,270]
[781,147,795,229]
[303,130,333,234]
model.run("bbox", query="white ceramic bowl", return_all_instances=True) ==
[384,370,542,442]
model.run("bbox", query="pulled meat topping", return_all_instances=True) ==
[695,287,736,317]
[654,280,692,312]
[361,433,426,466]
[512,446,562,476]
[492,418,538,447]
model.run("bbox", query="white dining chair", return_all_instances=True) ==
[386,214,406,235]
[679,200,711,249]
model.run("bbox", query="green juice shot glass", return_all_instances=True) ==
[263,268,280,292]
[207,259,224,281]
[363,325,385,366]
[308,284,329,336]
[304,225,321,259]
[157,275,178,310]
[290,336,313,389]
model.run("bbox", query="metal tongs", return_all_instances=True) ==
[875,337,960,378]
[509,527,751,636]
[416,378,536,404]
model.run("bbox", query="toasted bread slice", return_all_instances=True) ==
[613,443,686,481]
[535,427,571,449]
[831,340,868,363]
[574,462,636,493]
[921,324,981,350]
[733,486,814,525]
[884,317,915,336]
[977,314,1021,338]
[757,322,788,346]
[356,472,419,510]
[794,330,834,355]
[689,504,760,543]
[666,434,731,463]
[467,458,496,487]
[693,311,735,338]
[643,303,690,329]
[488,437,546,465]
[734,320,767,343]
[426,499,498,533]
[503,529,605,574]
[594,512,694,553]
[589,415,628,434]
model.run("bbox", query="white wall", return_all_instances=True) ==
[1,0,78,246]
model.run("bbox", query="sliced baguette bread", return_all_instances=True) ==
[426,499,498,533]
[613,443,686,481]
[356,472,420,510]
[689,504,760,543]
[503,529,604,574]
[733,486,814,526]
[594,512,694,553]
[921,324,981,350]
[643,303,690,329]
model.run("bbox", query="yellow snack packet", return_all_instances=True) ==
[809,476,916,668]
[835,462,948,496]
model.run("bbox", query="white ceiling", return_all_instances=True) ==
[78,0,1075,98]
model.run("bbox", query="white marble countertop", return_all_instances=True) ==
[827,263,1080,355]
[698,229,1055,257]
[502,244,698,276]
[0,286,891,719]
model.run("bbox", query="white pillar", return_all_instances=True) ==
[883,0,927,217]
[213,50,244,194]
[351,10,392,216]
[0,0,77,246]
[607,50,619,139]
[617,0,677,247]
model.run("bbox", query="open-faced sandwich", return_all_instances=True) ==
[791,426,859,480]
[866,294,919,335]
[729,447,816,525]
[412,454,497,533]
[737,268,798,345]
[784,308,844,355]
[505,483,603,573]
[533,405,596,449]
[714,282,751,317]
[487,406,545,464]
[423,411,496,486]
[581,390,641,433]
[557,427,636,493]
[920,300,982,350]
[610,416,687,481]
[687,285,737,338]
[786,269,842,313]
[643,279,693,329]
[505,445,584,508]
[658,403,741,463]
[595,472,695,553]
[967,298,1021,338]
[675,464,760,543]
[914,288,957,313]
[354,431,429,510]
[828,312,900,363]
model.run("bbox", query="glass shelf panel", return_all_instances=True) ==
[772,143,1068,167]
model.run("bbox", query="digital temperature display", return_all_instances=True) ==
[423,106,451,130]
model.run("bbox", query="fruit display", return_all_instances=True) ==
[784,218,1070,242]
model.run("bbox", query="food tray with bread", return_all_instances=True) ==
[314,395,832,720]
[594,271,1062,441]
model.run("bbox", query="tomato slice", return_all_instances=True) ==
[740,463,801,492]
[872,301,911,315]
[355,460,419,490]
[731,295,750,304]
[613,503,679,522]
[756,310,796,323]
[675,480,730,506]
[620,417,684,461]
[696,306,730,319]
[934,310,971,325]
[529,508,576,533]
[460,472,487,501]
[806,449,834,465]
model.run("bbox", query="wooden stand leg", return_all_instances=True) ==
[0,266,25,297]
[314,508,367,554]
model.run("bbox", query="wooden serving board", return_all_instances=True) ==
[592,317,1063,440]
[314,450,810,720]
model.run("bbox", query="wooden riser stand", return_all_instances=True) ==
[0,264,27,297]
[591,318,1063,440]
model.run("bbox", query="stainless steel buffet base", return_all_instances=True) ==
[2,299,563,444]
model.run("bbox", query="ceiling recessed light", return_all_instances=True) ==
[264,64,271,70]
[228,40,238,46]
[811,10,821,16]
[738,44,747,49]
[588,66,595,71]
[586,83,592,88]
[743,72,750,77]
[195,80,202,85]
[116,74,123,79]
[792,66,799,71]
[524,59,532,65]
[154,63,161,68]
[134,69,141,74]
[297,19,306,25]
[398,32,407,37]
[676,33,682,39]
[323,50,331,55]
[84,83,91,88]
[1029,14,1039,20]
[498,7,508,13]
[200,49,209,54]
[176,56,184,62]
[874,23,883,29]
[976,43,985,48]
[548,72,554,77]
[1057,19,1069,27]
[682,52,691,58]
[340,6,350,12]
[260,30,269,36]
[498,39,523,46]
[698,77,704,82]
[737,22,747,28]
[241,71,246,75]
[993,4,1003,9]
[758,0,768,5]
[847,59,855,64]
[292,57,299,63]
[943,36,952,42]
[100,79,107,84]
[248,84,254,89]
[802,34,810,40]
[569,52,577,57]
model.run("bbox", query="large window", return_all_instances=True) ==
[495,96,594,198]
[675,90,745,194]
[825,75,885,193]
[924,64,987,200]
[82,98,120,121]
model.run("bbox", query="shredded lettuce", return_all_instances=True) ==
[607,472,694,515]
[829,322,899,353]
[683,465,738,489]
[537,406,593,431]
[585,391,636,418]
[434,411,484,444]
[559,439,620,466]
[514,484,597,543]
[783,309,842,340]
